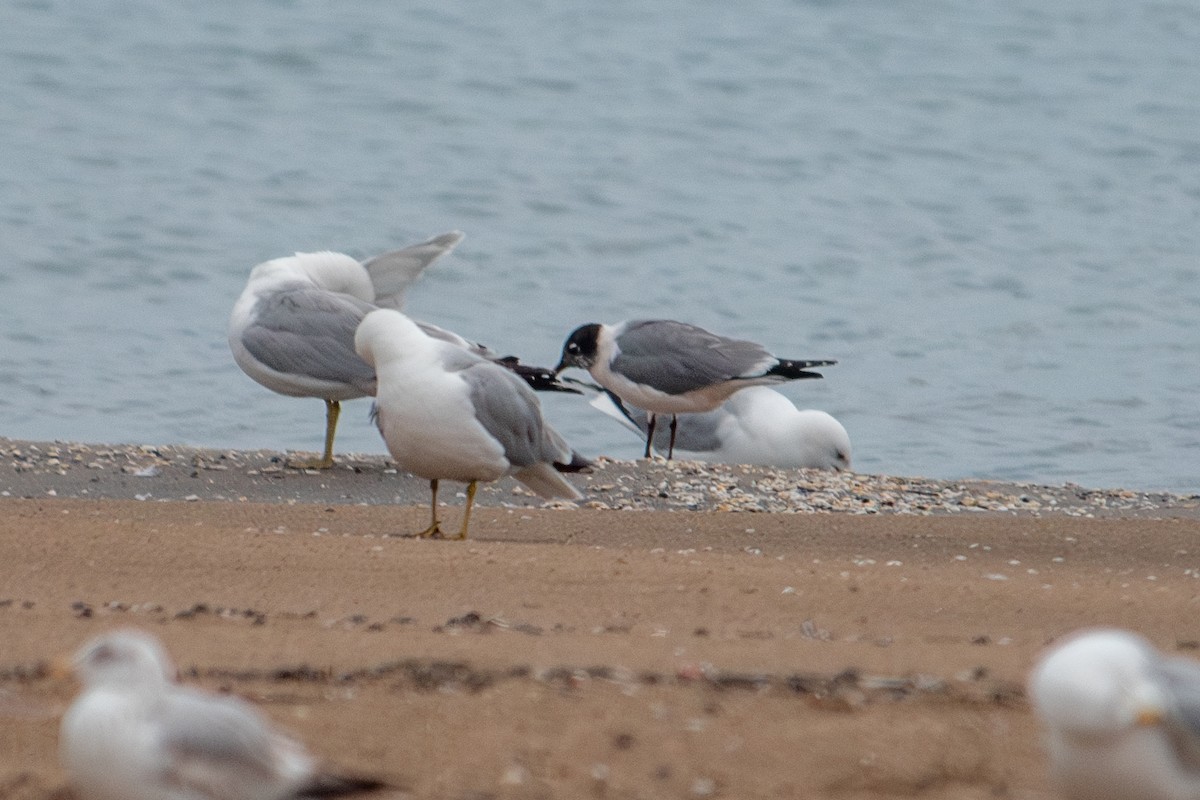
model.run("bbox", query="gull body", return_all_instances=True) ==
[355,308,581,539]
[1029,628,1200,800]
[228,231,464,468]
[60,629,384,800]
[555,319,835,458]
[588,385,851,469]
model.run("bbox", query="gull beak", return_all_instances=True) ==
[50,654,77,681]
[1135,705,1165,727]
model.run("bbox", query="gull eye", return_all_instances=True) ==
[89,643,118,664]
[567,342,580,354]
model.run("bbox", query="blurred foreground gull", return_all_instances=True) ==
[586,384,851,469]
[555,319,836,458]
[60,629,387,800]
[355,308,582,540]
[229,231,464,469]
[1029,628,1200,800]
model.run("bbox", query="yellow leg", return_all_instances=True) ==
[449,481,478,541]
[287,399,340,469]
[414,479,442,538]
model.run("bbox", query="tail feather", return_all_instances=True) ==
[514,462,584,500]
[766,358,837,381]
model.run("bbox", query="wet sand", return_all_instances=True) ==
[3,440,1200,799]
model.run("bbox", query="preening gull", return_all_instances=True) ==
[59,629,387,800]
[1028,628,1200,800]
[554,319,835,458]
[228,231,464,469]
[586,384,851,469]
[355,308,582,540]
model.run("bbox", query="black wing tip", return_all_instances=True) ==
[298,774,393,798]
[501,359,584,394]
[555,450,595,473]
[769,358,838,380]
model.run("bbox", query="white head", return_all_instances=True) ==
[72,629,177,690]
[787,409,852,470]
[1029,628,1168,739]
[354,308,429,370]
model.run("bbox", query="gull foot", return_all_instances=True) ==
[286,454,335,470]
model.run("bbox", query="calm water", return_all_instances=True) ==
[2,1,1198,492]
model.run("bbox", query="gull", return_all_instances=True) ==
[554,319,836,459]
[59,629,387,800]
[1028,628,1200,800]
[228,231,464,469]
[229,231,574,469]
[355,308,582,540]
[585,384,851,469]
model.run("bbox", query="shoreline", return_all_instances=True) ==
[2,437,1197,519]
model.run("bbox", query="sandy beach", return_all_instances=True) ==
[3,439,1200,799]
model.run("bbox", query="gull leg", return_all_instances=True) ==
[644,414,657,459]
[450,481,477,541]
[667,414,678,460]
[415,479,442,538]
[287,399,340,469]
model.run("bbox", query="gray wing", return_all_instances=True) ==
[461,361,570,468]
[611,320,774,396]
[416,319,498,359]
[362,231,465,309]
[157,688,284,794]
[241,284,377,391]
[1155,657,1200,770]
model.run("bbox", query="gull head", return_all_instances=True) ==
[72,629,177,690]
[780,408,852,471]
[555,323,603,374]
[1029,629,1168,740]
[354,308,427,370]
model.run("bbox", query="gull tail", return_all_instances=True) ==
[514,463,584,500]
[766,359,837,381]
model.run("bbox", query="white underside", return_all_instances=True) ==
[1045,727,1200,800]
[373,360,511,483]
[590,357,776,414]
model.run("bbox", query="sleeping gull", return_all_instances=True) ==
[1028,628,1200,800]
[355,308,582,540]
[585,384,851,469]
[59,629,387,800]
[554,319,836,458]
[229,231,574,469]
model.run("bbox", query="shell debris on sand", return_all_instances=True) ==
[1,438,1197,519]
